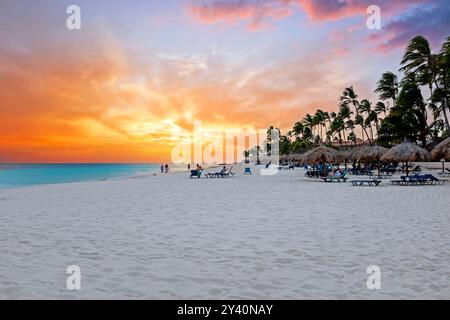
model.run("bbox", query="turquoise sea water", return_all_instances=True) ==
[0,164,160,189]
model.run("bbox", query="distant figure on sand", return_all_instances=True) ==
[165,164,169,173]
[160,164,164,174]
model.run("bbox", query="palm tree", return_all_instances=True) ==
[359,99,375,145]
[314,109,326,142]
[286,131,293,139]
[321,111,331,143]
[399,73,429,146]
[375,101,389,117]
[340,86,360,113]
[345,119,356,145]
[337,104,354,144]
[330,117,344,145]
[432,36,450,131]
[369,110,379,139]
[292,122,305,139]
[375,72,399,108]
[279,135,291,155]
[303,126,313,141]
[323,111,331,133]
[400,36,439,97]
[340,86,361,140]
[328,112,337,143]
[354,114,372,146]
[303,114,315,140]
[330,111,337,120]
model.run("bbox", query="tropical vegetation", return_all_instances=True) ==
[272,34,450,155]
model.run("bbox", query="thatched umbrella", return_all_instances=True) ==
[381,142,431,176]
[432,137,450,172]
[336,150,352,169]
[341,145,370,171]
[291,154,305,162]
[303,146,338,163]
[281,153,304,163]
[352,145,371,161]
[358,145,388,176]
[303,146,338,174]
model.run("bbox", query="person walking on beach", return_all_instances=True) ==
[165,164,169,173]
[160,164,164,174]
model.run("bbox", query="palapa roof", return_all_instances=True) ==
[303,146,338,163]
[431,137,450,161]
[351,145,371,161]
[280,154,304,162]
[358,145,388,162]
[336,150,352,162]
[381,142,431,162]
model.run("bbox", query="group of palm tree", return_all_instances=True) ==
[290,88,383,146]
[278,34,450,155]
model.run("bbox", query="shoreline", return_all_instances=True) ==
[1,161,447,191]
[1,163,449,299]
[0,163,226,191]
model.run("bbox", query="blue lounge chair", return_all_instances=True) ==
[217,167,233,178]
[323,172,349,183]
[223,167,235,178]
[392,174,445,186]
[352,180,382,187]
[190,170,202,179]
[244,167,252,175]
[206,167,227,178]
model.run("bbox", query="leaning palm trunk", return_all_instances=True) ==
[361,126,372,146]
[369,125,374,143]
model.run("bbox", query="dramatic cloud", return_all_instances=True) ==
[188,0,294,31]
[0,0,447,162]
[0,35,361,162]
[297,0,430,21]
[367,0,450,52]
[188,0,432,29]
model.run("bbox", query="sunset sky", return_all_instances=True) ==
[0,0,449,163]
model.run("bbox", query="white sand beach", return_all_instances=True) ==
[0,164,449,299]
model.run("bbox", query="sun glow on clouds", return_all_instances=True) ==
[188,0,433,29]
[0,32,381,163]
[0,0,448,162]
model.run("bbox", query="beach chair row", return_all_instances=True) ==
[391,174,445,186]
[206,167,235,178]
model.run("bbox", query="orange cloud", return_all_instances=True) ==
[0,26,363,163]
[189,0,294,31]
[188,0,432,28]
